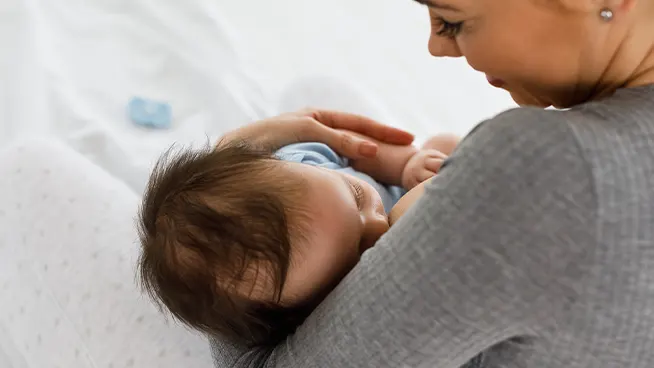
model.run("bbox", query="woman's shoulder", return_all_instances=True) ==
[459,107,580,163]
[468,106,569,140]
[463,94,654,186]
[444,106,595,209]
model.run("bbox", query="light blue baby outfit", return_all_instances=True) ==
[276,143,406,213]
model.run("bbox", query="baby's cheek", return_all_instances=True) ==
[283,235,360,305]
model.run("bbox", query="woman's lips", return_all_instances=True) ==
[486,74,505,88]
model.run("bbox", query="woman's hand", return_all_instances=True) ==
[220,108,414,159]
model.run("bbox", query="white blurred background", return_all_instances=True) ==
[0,0,514,192]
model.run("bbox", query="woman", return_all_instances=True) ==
[213,0,654,366]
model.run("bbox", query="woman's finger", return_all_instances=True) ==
[309,121,379,159]
[302,109,415,145]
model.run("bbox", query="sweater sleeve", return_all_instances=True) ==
[211,107,597,368]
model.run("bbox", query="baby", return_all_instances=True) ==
[137,130,458,347]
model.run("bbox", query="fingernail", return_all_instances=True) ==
[360,142,378,157]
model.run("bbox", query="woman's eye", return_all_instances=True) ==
[434,17,463,38]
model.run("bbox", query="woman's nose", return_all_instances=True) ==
[428,35,463,58]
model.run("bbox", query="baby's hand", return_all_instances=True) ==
[401,149,447,190]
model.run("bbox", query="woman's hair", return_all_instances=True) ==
[136,141,312,346]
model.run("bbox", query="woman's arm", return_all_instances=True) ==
[211,108,597,367]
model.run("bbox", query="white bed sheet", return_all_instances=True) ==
[0,139,213,368]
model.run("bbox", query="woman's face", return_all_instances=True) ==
[421,0,629,108]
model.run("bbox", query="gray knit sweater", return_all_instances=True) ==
[212,84,654,367]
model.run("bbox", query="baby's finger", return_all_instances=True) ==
[416,169,438,184]
[423,149,449,160]
[424,157,445,173]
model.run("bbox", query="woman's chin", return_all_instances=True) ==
[509,90,552,108]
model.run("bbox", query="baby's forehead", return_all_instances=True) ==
[270,160,316,188]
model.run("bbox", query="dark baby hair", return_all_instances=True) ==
[136,141,312,346]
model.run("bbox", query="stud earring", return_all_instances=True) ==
[600,8,614,22]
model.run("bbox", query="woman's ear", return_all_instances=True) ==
[555,0,636,14]
[604,0,639,14]
[553,0,597,13]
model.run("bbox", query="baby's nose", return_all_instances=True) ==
[359,215,390,254]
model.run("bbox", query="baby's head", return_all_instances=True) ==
[137,141,388,346]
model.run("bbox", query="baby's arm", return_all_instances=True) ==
[420,134,460,156]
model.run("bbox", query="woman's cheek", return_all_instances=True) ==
[457,37,496,75]
[458,24,521,82]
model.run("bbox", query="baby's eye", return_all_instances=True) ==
[352,182,365,210]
